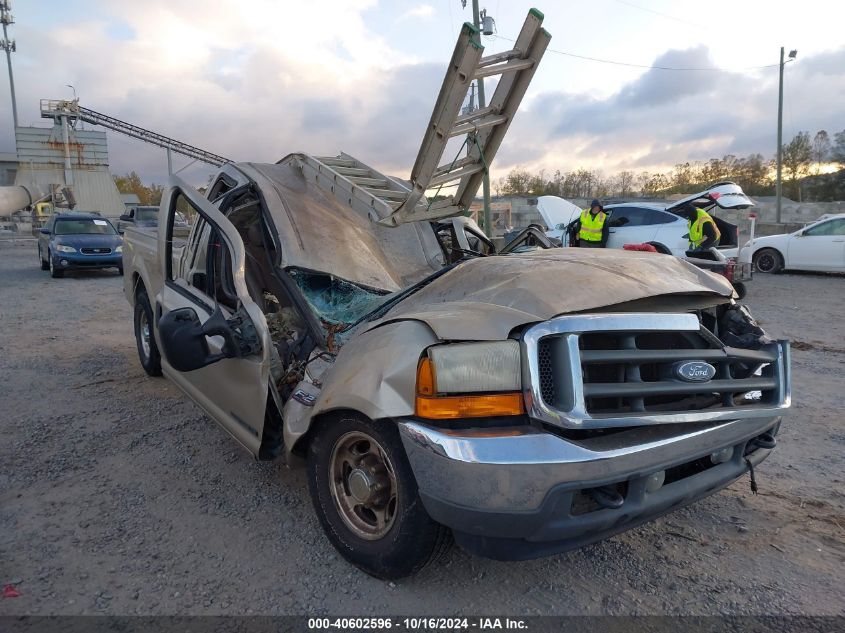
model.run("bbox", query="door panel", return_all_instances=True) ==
[606,207,658,249]
[156,178,272,455]
[607,224,656,249]
[787,219,845,271]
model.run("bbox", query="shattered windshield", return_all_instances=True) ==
[289,268,393,332]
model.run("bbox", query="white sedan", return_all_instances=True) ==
[726,213,845,273]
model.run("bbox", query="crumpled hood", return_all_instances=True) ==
[366,248,733,340]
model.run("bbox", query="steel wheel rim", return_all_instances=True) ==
[139,310,151,359]
[48,252,54,274]
[757,253,774,272]
[329,431,398,541]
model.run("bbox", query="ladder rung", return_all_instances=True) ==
[478,49,522,67]
[334,166,371,177]
[453,105,498,126]
[316,157,356,168]
[474,58,534,79]
[348,176,389,188]
[429,163,485,188]
[433,156,477,178]
[364,187,407,200]
[449,114,508,138]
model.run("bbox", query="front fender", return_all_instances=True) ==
[284,319,440,457]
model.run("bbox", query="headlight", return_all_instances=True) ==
[115,245,123,253]
[55,244,76,253]
[415,341,524,419]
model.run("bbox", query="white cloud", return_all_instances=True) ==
[398,4,436,22]
[4,1,843,189]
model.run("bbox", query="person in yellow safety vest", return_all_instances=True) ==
[576,199,609,248]
[679,203,721,250]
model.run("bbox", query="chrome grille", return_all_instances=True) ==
[537,338,555,404]
[522,313,790,430]
[577,331,779,414]
[81,247,112,254]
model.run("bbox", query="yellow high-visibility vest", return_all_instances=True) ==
[579,209,607,242]
[688,208,721,248]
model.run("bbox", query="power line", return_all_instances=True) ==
[610,0,704,28]
[491,34,780,72]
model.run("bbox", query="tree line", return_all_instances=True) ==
[495,129,845,202]
[113,171,164,206]
[112,129,845,206]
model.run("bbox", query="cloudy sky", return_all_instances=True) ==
[1,0,843,187]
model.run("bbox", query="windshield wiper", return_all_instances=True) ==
[349,260,467,328]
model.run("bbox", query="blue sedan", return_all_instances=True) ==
[38,212,124,278]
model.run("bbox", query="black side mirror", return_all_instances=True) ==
[119,214,131,221]
[158,306,239,372]
[39,228,50,235]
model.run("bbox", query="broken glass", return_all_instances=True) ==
[288,268,393,337]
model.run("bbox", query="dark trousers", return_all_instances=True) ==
[579,241,604,248]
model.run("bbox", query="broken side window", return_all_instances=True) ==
[288,268,393,336]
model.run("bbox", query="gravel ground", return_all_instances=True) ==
[0,243,843,616]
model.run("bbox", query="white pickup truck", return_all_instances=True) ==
[121,11,790,579]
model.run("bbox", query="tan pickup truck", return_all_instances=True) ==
[121,11,790,579]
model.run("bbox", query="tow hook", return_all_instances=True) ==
[750,432,777,450]
[590,485,624,509]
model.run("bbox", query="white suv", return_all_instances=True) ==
[540,182,754,256]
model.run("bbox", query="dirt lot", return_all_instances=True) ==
[0,242,843,616]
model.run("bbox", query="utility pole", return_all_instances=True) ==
[0,0,18,130]
[471,0,493,236]
[775,47,797,224]
[775,47,784,225]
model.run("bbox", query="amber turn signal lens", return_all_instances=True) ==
[416,357,436,396]
[415,393,525,419]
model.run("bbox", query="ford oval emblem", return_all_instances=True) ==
[673,361,716,382]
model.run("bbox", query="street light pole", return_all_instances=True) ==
[0,0,18,130]
[775,47,784,225]
[471,0,493,236]
[775,47,797,225]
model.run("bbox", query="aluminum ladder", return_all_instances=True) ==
[297,8,551,226]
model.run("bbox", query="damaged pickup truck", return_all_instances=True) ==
[122,10,790,579]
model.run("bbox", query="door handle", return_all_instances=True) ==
[833,239,844,242]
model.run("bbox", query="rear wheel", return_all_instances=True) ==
[38,245,49,270]
[48,251,63,278]
[648,242,672,255]
[134,290,162,376]
[307,414,451,579]
[753,248,783,274]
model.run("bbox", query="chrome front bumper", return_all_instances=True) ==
[399,415,781,559]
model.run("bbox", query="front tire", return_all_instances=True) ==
[48,251,63,278]
[134,290,162,376]
[753,248,783,274]
[39,245,49,270]
[307,414,451,579]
